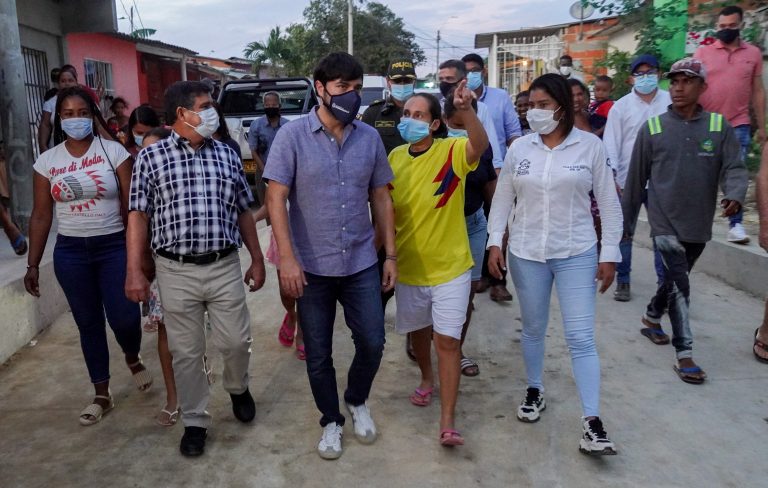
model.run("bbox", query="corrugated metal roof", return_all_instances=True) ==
[101,32,197,56]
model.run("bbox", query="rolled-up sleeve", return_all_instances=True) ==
[486,145,518,249]
[591,142,623,263]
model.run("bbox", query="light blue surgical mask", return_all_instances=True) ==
[447,127,468,138]
[397,117,431,144]
[61,117,93,140]
[184,107,220,138]
[391,83,414,102]
[467,71,483,90]
[133,133,144,147]
[634,74,659,95]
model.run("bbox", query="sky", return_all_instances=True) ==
[116,0,597,76]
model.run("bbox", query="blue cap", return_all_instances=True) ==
[630,54,660,74]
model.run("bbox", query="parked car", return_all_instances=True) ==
[218,77,317,182]
[360,75,387,115]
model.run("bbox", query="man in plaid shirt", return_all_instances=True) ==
[125,81,266,457]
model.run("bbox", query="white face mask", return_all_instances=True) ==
[559,66,573,77]
[526,107,561,135]
[184,107,219,138]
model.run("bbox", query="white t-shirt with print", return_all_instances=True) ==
[34,137,130,237]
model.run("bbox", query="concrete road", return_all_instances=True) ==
[0,241,766,488]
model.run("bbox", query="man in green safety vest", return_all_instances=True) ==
[622,57,748,385]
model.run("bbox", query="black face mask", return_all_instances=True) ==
[716,28,740,44]
[439,81,458,98]
[264,107,280,119]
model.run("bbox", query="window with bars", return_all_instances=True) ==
[21,47,50,159]
[84,58,115,99]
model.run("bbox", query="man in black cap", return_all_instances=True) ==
[361,59,417,155]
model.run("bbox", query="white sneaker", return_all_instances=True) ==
[517,387,546,423]
[345,402,378,444]
[579,417,617,455]
[727,223,750,244]
[317,422,343,460]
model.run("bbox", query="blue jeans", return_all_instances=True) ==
[729,124,751,227]
[53,231,142,384]
[297,264,386,427]
[617,237,666,285]
[465,208,487,281]
[508,245,601,417]
[644,236,706,360]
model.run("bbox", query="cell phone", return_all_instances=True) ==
[141,301,149,317]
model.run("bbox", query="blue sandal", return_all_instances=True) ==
[673,364,707,384]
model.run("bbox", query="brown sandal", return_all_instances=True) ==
[753,329,768,364]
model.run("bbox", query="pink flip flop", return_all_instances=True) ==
[409,386,433,407]
[440,429,465,447]
[295,344,306,361]
[278,313,294,347]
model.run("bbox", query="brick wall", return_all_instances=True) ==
[562,18,620,82]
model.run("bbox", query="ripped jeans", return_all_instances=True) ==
[643,235,706,360]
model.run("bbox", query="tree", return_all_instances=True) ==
[130,28,156,39]
[255,0,426,76]
[243,26,290,76]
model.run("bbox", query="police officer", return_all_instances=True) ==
[361,59,417,155]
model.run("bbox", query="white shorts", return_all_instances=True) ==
[395,270,472,340]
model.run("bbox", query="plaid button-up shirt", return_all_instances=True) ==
[129,131,254,255]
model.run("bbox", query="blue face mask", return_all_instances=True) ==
[467,71,483,90]
[447,127,468,138]
[391,83,414,102]
[61,117,93,140]
[634,74,659,95]
[397,117,431,144]
[133,133,144,147]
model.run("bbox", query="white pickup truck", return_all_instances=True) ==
[218,77,317,189]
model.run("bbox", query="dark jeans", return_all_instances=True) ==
[644,236,706,360]
[298,263,386,427]
[53,231,142,384]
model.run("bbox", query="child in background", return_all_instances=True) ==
[589,75,615,138]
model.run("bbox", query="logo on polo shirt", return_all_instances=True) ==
[516,159,531,176]
[700,138,714,153]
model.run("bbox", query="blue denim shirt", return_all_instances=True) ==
[247,115,289,160]
[263,108,394,277]
[479,86,523,159]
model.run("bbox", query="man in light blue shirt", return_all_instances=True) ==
[463,53,522,160]
[247,91,288,206]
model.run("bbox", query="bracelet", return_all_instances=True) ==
[385,255,397,261]
[26,265,39,269]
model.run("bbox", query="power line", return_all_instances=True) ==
[132,0,146,31]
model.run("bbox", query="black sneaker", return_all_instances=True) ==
[517,387,546,423]
[579,417,617,455]
[180,426,207,457]
[231,388,256,423]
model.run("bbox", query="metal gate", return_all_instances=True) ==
[21,47,49,159]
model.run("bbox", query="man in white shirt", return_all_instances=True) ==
[603,54,671,302]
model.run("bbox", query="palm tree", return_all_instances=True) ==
[243,26,289,77]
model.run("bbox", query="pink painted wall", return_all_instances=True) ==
[65,33,141,110]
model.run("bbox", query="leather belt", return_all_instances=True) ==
[156,245,237,265]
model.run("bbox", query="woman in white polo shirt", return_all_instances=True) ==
[487,73,622,456]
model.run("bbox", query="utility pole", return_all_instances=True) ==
[436,30,441,73]
[0,0,34,232]
[130,6,134,34]
[347,0,353,55]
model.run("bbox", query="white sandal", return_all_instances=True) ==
[79,394,114,426]
[127,356,153,392]
[156,407,179,427]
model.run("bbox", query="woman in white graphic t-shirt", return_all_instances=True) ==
[24,86,153,426]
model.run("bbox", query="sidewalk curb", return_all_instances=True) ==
[634,218,767,298]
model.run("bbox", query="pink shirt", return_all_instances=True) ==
[695,40,763,127]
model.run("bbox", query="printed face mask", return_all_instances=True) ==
[633,74,659,95]
[185,107,219,138]
[391,83,415,102]
[397,117,432,143]
[526,107,561,135]
[323,88,361,126]
[61,117,93,140]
